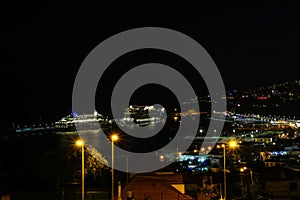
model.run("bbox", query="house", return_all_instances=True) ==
[259,165,300,199]
[121,172,193,200]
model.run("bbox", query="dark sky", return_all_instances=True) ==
[1,1,300,122]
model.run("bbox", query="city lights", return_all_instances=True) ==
[2,3,300,199]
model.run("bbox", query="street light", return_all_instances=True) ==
[217,140,238,200]
[228,140,238,148]
[200,146,212,155]
[76,140,85,200]
[111,134,119,200]
[240,166,254,197]
[240,167,247,198]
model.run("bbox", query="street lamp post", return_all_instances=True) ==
[250,168,254,193]
[240,167,254,197]
[240,167,246,198]
[217,140,237,200]
[222,144,226,200]
[111,134,119,200]
[76,140,85,200]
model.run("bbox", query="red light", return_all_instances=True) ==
[257,96,268,100]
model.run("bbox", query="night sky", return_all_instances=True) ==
[1,1,300,122]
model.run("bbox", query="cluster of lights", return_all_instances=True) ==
[270,151,287,156]
[240,166,247,172]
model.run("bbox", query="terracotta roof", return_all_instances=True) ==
[121,172,193,200]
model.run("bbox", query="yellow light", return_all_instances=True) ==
[228,140,237,148]
[111,134,119,141]
[159,155,164,162]
[173,116,178,122]
[76,140,84,146]
[240,168,244,172]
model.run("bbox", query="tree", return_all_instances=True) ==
[84,145,109,181]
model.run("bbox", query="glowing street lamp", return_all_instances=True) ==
[217,140,238,200]
[76,140,85,200]
[201,146,212,155]
[229,140,238,148]
[159,155,165,162]
[240,166,254,197]
[111,134,119,200]
[240,167,247,198]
